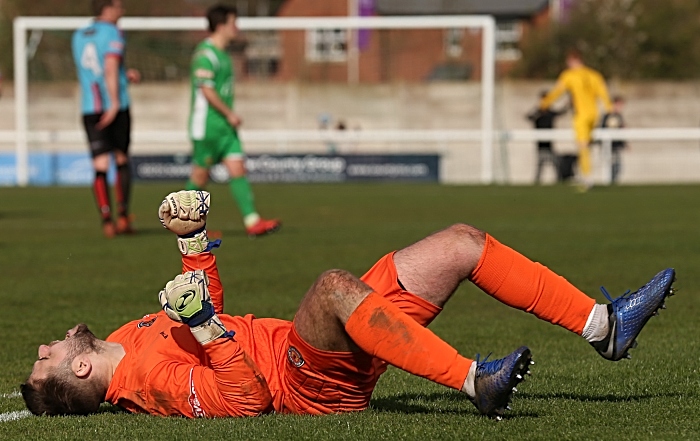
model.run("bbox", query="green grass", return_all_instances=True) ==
[1,183,699,440]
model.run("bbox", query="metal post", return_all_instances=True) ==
[480,17,495,184]
[13,17,29,187]
[601,137,613,185]
[347,0,360,84]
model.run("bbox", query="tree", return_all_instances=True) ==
[513,0,700,80]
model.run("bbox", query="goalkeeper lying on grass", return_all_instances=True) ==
[21,191,677,420]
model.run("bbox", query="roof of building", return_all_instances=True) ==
[375,0,549,19]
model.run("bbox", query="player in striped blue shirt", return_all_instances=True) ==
[71,0,140,238]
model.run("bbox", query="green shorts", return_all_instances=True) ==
[191,131,244,168]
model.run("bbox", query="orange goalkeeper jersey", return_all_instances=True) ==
[104,253,292,418]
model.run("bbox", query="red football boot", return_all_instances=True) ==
[102,221,116,239]
[116,216,136,235]
[246,218,281,238]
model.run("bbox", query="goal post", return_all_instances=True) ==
[12,15,496,186]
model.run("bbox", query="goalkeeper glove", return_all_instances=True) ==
[158,270,231,345]
[158,190,220,255]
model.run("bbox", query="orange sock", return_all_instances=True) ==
[469,234,595,335]
[345,292,472,390]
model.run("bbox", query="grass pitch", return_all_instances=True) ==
[0,183,699,440]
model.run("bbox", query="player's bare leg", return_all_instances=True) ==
[224,157,280,237]
[294,269,371,353]
[294,223,675,417]
[294,223,484,348]
[393,224,534,413]
[294,269,479,386]
[395,223,675,360]
[188,165,210,189]
[293,224,533,417]
[225,157,245,178]
[393,223,484,307]
[293,259,529,419]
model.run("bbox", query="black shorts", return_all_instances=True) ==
[82,109,131,158]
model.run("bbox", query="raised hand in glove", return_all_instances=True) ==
[158,270,231,345]
[158,190,210,235]
[158,190,219,255]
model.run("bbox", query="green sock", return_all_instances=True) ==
[185,179,200,191]
[229,176,257,220]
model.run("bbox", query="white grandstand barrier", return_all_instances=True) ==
[3,127,700,184]
[13,15,496,186]
[0,129,484,144]
[504,128,700,142]
[503,128,700,184]
[8,128,699,144]
[4,127,700,143]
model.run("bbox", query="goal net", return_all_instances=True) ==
[9,16,496,186]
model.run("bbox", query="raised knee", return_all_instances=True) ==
[440,224,486,264]
[446,223,485,247]
[315,269,370,303]
[316,269,358,291]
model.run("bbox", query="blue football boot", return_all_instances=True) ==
[471,346,533,420]
[591,268,676,361]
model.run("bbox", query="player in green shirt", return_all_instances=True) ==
[187,4,280,237]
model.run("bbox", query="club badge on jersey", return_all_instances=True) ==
[287,346,305,368]
[137,316,158,328]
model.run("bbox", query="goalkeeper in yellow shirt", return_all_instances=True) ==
[541,50,612,191]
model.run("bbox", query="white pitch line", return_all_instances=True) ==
[0,410,31,423]
[0,392,30,423]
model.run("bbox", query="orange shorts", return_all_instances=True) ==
[280,252,442,415]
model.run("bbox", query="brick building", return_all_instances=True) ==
[260,0,550,83]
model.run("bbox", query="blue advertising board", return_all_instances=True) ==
[132,154,440,183]
[0,152,53,186]
[0,153,439,185]
[0,152,115,186]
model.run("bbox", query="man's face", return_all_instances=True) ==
[29,324,99,382]
[566,55,580,69]
[223,14,238,40]
[104,0,125,22]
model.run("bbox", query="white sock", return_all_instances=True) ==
[243,213,260,228]
[581,304,609,342]
[461,361,477,398]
